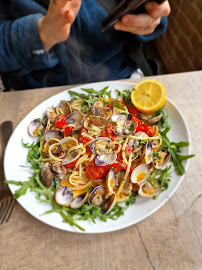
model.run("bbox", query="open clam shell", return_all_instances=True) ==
[43,130,64,141]
[46,107,57,122]
[55,186,73,206]
[95,153,117,166]
[62,149,81,165]
[58,137,78,152]
[89,186,106,206]
[106,169,116,193]
[90,137,111,155]
[138,182,162,198]
[41,162,53,187]
[144,141,153,164]
[28,120,44,136]
[131,164,150,185]
[153,150,171,169]
[101,193,116,214]
[70,192,88,209]
[89,115,108,127]
[66,111,83,130]
[60,100,71,116]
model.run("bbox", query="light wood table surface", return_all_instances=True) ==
[0,71,201,270]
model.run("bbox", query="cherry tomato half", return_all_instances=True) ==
[55,114,67,128]
[86,162,107,180]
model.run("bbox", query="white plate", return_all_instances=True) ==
[4,81,191,233]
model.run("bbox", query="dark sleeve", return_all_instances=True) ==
[134,17,167,43]
[0,11,59,74]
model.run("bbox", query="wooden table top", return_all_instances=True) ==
[0,71,201,270]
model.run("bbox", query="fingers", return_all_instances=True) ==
[145,1,171,18]
[114,13,161,35]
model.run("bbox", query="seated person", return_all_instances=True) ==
[0,0,170,90]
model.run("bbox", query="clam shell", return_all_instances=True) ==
[89,186,106,206]
[153,150,171,169]
[131,164,149,185]
[138,182,162,198]
[70,192,88,209]
[41,162,53,187]
[60,100,71,116]
[144,141,153,164]
[101,193,116,214]
[90,137,111,155]
[43,130,64,141]
[28,120,44,137]
[95,153,117,166]
[66,111,83,130]
[55,186,73,206]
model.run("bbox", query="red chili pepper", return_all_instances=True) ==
[64,126,74,136]
[55,114,67,128]
[64,160,77,169]
[86,162,107,180]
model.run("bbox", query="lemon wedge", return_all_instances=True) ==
[131,79,166,113]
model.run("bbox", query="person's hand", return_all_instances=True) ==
[38,0,81,52]
[113,1,170,35]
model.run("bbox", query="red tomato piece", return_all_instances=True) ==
[127,105,140,117]
[55,114,67,128]
[105,124,117,141]
[116,100,125,105]
[64,160,77,169]
[86,162,107,180]
[137,124,155,137]
[64,126,74,136]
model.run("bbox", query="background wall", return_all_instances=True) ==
[151,0,202,73]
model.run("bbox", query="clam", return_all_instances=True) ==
[66,111,83,130]
[95,153,117,166]
[92,100,103,115]
[101,193,116,214]
[59,100,71,116]
[138,182,162,198]
[62,149,80,165]
[43,130,64,141]
[28,120,44,136]
[116,170,126,186]
[70,192,88,209]
[46,107,57,122]
[111,113,136,136]
[144,141,153,164]
[58,137,78,152]
[88,115,108,127]
[89,186,106,206]
[106,169,116,192]
[94,107,112,118]
[90,137,111,155]
[41,162,53,187]
[51,161,67,175]
[137,113,163,124]
[133,131,149,138]
[153,150,171,169]
[131,164,149,185]
[55,186,73,206]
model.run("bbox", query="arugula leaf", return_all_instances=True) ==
[81,86,111,99]
[158,111,195,175]
[68,90,99,112]
[116,89,132,105]
[114,100,129,113]
[148,166,172,199]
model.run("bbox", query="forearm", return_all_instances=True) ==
[0,14,59,74]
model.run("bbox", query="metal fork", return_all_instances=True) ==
[0,121,15,224]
